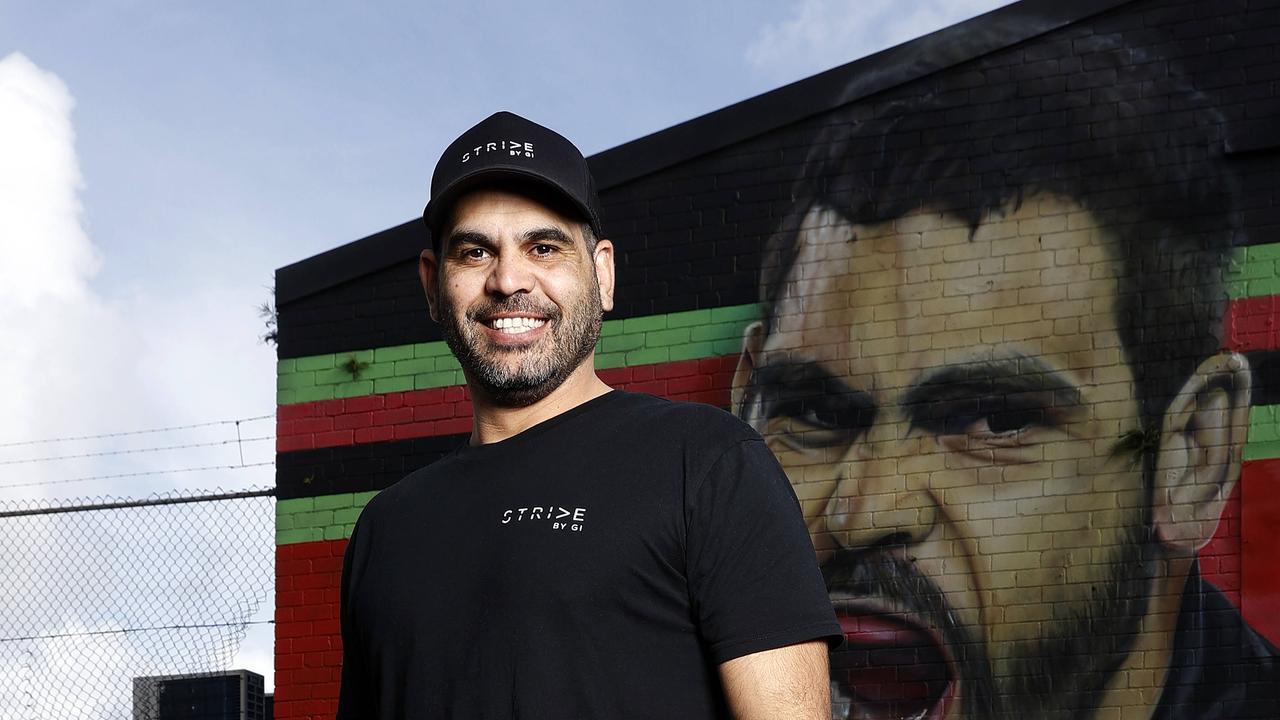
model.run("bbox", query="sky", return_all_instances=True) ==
[0,0,1012,707]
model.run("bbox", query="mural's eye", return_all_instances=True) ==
[766,397,869,451]
[982,407,1043,435]
[911,396,1053,450]
[941,404,1050,448]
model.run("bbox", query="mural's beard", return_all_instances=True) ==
[438,285,603,408]
[822,519,1155,720]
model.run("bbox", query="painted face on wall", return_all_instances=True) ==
[733,196,1246,720]
[420,187,614,407]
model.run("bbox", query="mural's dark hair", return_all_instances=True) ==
[758,43,1241,428]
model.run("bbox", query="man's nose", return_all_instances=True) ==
[818,423,941,551]
[485,251,536,297]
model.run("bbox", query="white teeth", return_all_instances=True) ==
[491,317,546,334]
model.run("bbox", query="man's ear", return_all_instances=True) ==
[730,321,765,418]
[1152,352,1252,554]
[593,239,615,313]
[418,248,441,323]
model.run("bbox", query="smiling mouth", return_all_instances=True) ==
[830,603,957,720]
[483,316,548,336]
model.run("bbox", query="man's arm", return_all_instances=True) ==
[719,640,831,720]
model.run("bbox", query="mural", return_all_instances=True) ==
[271,4,1280,718]
[731,42,1279,720]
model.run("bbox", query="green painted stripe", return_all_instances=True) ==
[277,304,762,405]
[1229,244,1280,299]
[276,492,379,545]
[277,242,1278,404]
[1245,404,1280,461]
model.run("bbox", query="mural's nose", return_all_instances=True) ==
[820,433,940,551]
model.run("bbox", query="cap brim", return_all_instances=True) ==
[423,165,601,244]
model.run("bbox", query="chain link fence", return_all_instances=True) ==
[0,488,275,719]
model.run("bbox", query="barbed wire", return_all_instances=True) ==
[0,413,275,449]
[0,620,275,644]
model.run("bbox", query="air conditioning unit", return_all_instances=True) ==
[132,670,268,720]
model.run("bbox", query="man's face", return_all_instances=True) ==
[424,187,613,407]
[737,196,1154,719]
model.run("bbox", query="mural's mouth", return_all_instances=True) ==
[830,602,956,720]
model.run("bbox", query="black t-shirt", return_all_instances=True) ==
[337,390,841,719]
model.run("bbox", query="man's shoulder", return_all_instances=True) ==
[598,391,761,446]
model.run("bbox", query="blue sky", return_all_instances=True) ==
[0,0,1011,702]
[1,0,1010,290]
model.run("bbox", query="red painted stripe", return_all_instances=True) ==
[275,539,347,719]
[1224,295,1279,352]
[277,293,1278,452]
[1241,458,1280,647]
[276,355,743,452]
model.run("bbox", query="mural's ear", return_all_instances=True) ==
[418,249,441,323]
[1152,352,1252,555]
[730,321,765,418]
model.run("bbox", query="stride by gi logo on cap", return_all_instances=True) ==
[461,139,535,163]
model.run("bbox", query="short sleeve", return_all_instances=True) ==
[685,438,842,664]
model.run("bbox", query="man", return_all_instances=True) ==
[337,111,842,719]
[732,82,1280,718]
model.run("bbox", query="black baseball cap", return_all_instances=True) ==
[423,111,603,247]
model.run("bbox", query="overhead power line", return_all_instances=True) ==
[0,461,274,491]
[0,414,275,449]
[0,436,275,466]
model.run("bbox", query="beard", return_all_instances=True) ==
[437,278,603,408]
[823,517,1156,720]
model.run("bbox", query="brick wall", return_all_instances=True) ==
[273,0,1280,717]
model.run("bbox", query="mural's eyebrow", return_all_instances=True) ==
[901,355,1083,410]
[748,359,874,416]
[750,358,860,397]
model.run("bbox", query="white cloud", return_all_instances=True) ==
[0,52,276,709]
[0,51,277,500]
[745,0,1013,83]
[0,53,99,306]
[0,51,146,491]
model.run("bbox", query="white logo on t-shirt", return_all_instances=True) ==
[500,505,586,532]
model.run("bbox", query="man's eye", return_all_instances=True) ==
[531,244,556,256]
[461,247,488,260]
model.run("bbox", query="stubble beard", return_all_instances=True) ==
[986,517,1155,720]
[438,279,603,408]
[824,513,1155,720]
